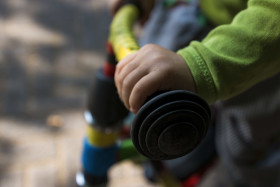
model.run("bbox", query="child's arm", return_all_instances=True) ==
[178,0,280,104]
[114,44,195,113]
[115,0,280,113]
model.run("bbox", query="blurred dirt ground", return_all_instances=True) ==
[0,0,160,187]
[0,0,110,118]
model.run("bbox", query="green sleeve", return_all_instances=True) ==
[177,0,280,104]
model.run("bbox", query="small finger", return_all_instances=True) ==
[129,72,162,113]
[115,52,137,97]
[115,52,137,76]
[121,68,148,110]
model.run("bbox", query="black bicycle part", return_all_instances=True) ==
[87,68,129,127]
[131,90,211,160]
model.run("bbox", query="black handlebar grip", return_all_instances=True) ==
[131,90,211,160]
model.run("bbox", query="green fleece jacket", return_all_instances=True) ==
[177,0,280,104]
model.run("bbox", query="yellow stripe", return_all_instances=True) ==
[109,4,140,61]
[87,126,119,147]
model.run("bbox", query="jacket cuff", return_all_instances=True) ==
[177,44,216,104]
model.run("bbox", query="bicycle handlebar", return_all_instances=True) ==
[109,4,211,161]
[109,4,140,61]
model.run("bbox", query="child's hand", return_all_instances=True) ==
[115,44,195,114]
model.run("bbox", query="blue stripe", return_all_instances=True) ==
[81,137,119,176]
